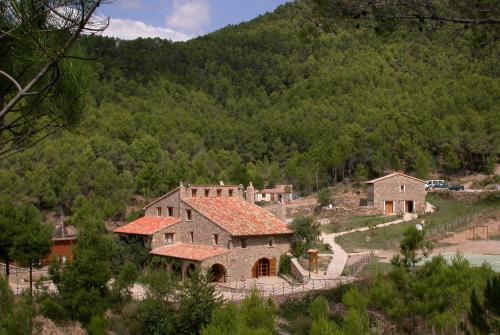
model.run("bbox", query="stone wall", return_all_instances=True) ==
[431,190,495,202]
[290,257,307,283]
[201,236,290,281]
[320,206,382,220]
[371,175,426,215]
[144,189,181,217]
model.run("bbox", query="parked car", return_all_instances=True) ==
[448,184,465,191]
[425,180,445,190]
[430,182,449,190]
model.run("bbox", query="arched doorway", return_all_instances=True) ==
[171,262,182,281]
[253,258,270,278]
[186,263,196,278]
[210,263,226,283]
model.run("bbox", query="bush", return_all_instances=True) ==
[317,188,332,207]
[289,216,320,257]
[279,254,291,275]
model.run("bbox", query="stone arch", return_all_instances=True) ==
[171,262,182,281]
[186,263,196,278]
[252,258,270,278]
[210,263,227,283]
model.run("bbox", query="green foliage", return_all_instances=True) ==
[240,289,277,332]
[310,317,341,335]
[393,226,433,270]
[175,270,224,334]
[317,188,333,207]
[0,1,498,224]
[289,216,320,257]
[279,254,291,275]
[469,289,489,333]
[45,197,116,326]
[308,296,329,321]
[414,151,430,179]
[88,314,110,335]
[202,289,276,335]
[0,278,32,335]
[9,204,52,295]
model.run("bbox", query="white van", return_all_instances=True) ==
[425,180,445,190]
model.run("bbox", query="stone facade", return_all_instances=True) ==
[366,173,426,215]
[120,183,292,282]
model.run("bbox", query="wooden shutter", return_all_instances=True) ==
[252,261,257,278]
[269,257,277,276]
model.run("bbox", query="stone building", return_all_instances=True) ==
[114,183,292,282]
[366,172,426,215]
[255,184,293,203]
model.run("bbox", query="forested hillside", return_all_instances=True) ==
[1,0,498,219]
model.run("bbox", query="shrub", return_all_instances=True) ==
[279,254,291,275]
[317,188,332,207]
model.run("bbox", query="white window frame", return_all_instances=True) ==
[164,233,175,244]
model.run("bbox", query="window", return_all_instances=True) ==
[241,238,247,248]
[168,207,174,216]
[216,189,222,197]
[186,209,192,221]
[164,233,174,244]
[190,231,194,243]
[156,207,162,216]
[213,234,219,246]
[205,189,210,197]
[400,185,406,192]
[268,238,274,247]
[192,189,197,197]
[229,189,234,197]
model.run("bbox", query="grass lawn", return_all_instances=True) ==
[336,193,500,252]
[358,259,393,277]
[313,241,333,254]
[321,215,397,234]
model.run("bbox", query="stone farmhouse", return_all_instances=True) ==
[366,172,426,215]
[254,184,293,203]
[114,183,292,282]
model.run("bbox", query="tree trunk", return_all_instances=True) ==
[29,264,33,296]
[333,167,337,186]
[5,258,9,279]
[315,170,319,192]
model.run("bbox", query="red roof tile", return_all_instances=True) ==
[114,216,180,235]
[183,197,292,236]
[150,243,231,261]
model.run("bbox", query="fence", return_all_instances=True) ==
[385,213,476,249]
[342,250,375,276]
[0,263,52,295]
[216,276,358,302]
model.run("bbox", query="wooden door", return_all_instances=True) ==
[269,258,277,276]
[385,201,393,214]
[257,258,270,277]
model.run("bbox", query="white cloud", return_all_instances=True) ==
[166,0,210,34]
[102,18,192,41]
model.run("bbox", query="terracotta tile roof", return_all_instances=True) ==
[183,197,292,236]
[150,243,231,261]
[365,172,426,184]
[114,216,180,235]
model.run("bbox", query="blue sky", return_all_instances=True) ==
[98,0,291,41]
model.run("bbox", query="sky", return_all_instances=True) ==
[98,0,291,41]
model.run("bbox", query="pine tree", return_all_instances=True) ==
[469,289,489,333]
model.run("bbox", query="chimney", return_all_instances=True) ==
[246,182,255,204]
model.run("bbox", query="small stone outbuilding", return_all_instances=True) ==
[114,183,292,282]
[366,172,426,215]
